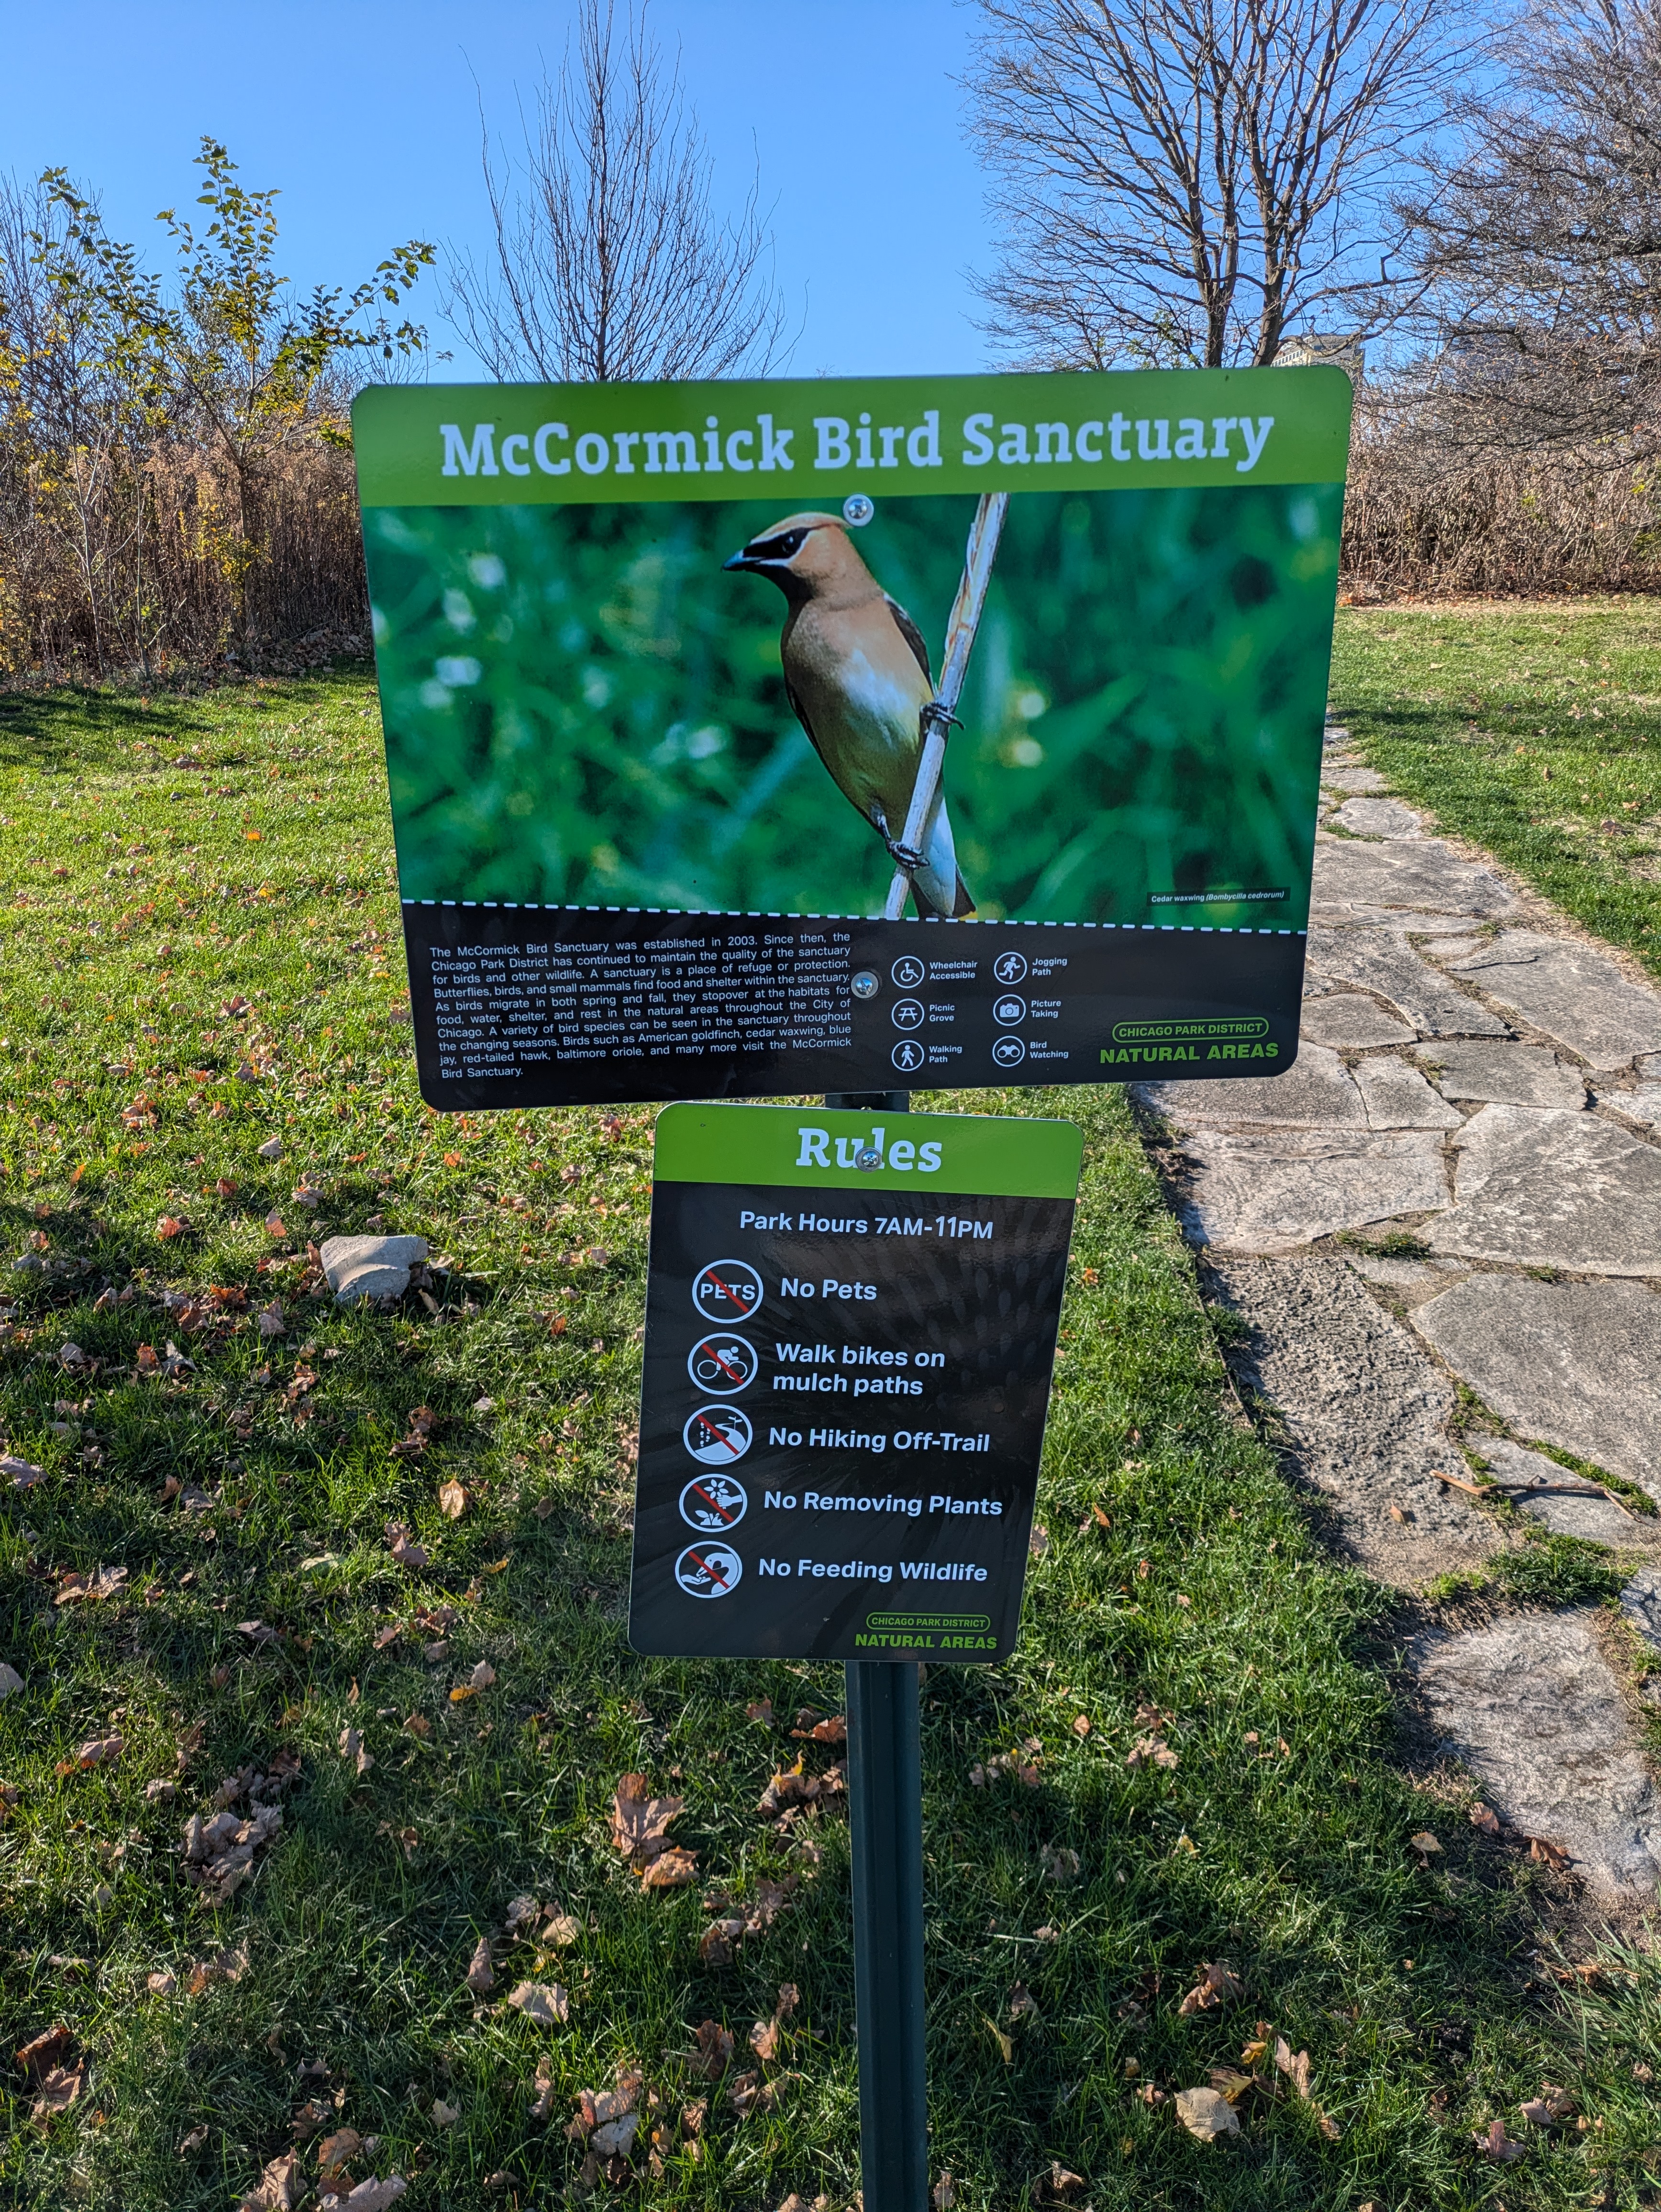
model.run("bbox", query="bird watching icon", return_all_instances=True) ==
[683,1404,754,1465]
[992,1036,1027,1067]
[687,1333,759,1393]
[674,1542,743,1599]
[679,1471,749,1533]
[692,1259,763,1325]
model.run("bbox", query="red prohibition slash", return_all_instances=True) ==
[700,1268,752,1310]
[688,1481,740,1524]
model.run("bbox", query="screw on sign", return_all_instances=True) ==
[683,1404,753,1464]
[679,1471,749,1531]
[691,1257,764,1324]
[675,1541,743,1598]
[686,1333,758,1393]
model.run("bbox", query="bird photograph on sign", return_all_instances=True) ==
[356,367,1351,935]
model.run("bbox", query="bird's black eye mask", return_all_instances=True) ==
[742,528,809,564]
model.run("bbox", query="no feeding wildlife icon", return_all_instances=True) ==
[353,363,1351,1109]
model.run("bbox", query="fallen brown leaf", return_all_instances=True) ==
[544,1913,581,1947]
[933,2173,957,2211]
[1408,1831,1442,1859]
[1174,2085,1239,2141]
[16,2024,72,2082]
[529,2057,556,2121]
[317,2126,362,2180]
[1470,1803,1502,1836]
[983,2015,1013,2065]
[466,1937,496,1995]
[507,1981,569,2027]
[641,1846,699,1889]
[384,1520,428,1569]
[1473,2116,1525,2161]
[611,1771,688,1870]
[689,2020,735,2079]
[1039,1844,1081,1883]
[438,1480,467,1520]
[340,1726,372,1776]
[1528,1836,1572,1871]
[1273,2038,1313,2101]
[1178,1962,1242,2017]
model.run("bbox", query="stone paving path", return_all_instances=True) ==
[1138,723,1661,1901]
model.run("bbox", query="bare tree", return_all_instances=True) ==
[443,0,789,383]
[1400,0,1661,459]
[966,0,1465,370]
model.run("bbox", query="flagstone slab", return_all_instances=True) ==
[1449,932,1661,1070]
[1172,1129,1448,1252]
[1609,1084,1661,1128]
[1355,1057,1465,1130]
[1138,1043,1365,1129]
[1307,928,1510,1038]
[1312,838,1516,917]
[1320,766,1388,795]
[1428,1104,1661,1275]
[1300,995,1417,1049]
[1207,1258,1489,1582]
[1348,1254,1468,1299]
[1482,1438,1660,1547]
[1331,797,1426,838]
[1411,1613,1661,1899]
[1413,1275,1661,1496]
[1419,1040,1586,1110]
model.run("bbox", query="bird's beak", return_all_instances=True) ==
[722,547,758,572]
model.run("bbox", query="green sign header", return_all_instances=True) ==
[352,366,1352,508]
[653,1102,1083,1200]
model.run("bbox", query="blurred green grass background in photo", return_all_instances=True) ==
[364,484,1341,924]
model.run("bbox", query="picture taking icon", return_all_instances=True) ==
[679,1472,749,1531]
[994,995,1027,1026]
[891,1039,925,1073]
[683,1403,754,1464]
[686,1332,759,1393]
[675,1542,743,1598]
[993,950,1028,984]
[691,1258,764,1324]
[890,954,925,990]
[992,1036,1027,1066]
[891,999,924,1030]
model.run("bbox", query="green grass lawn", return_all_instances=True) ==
[4,665,1661,2211]
[1330,597,1661,974]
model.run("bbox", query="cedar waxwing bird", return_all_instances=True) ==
[723,513,974,918]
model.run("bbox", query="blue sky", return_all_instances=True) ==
[0,0,998,380]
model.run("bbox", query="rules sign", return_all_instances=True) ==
[629,1102,1083,1663]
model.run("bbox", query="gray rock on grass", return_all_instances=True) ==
[1312,838,1516,918]
[1428,1104,1661,1275]
[1207,1257,1487,1583]
[1300,995,1417,1049]
[1139,1043,1364,1129]
[1307,927,1509,1038]
[1331,796,1425,839]
[1171,1129,1448,1253]
[1353,1057,1464,1131]
[1481,1438,1657,1547]
[1449,932,1661,1070]
[320,1234,429,1305]
[1414,1275,1661,1497]
[1419,1040,1584,1110]
[1412,1613,1661,1900]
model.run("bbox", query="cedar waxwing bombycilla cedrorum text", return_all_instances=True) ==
[723,512,975,919]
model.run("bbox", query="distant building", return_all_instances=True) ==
[1276,333,1366,382]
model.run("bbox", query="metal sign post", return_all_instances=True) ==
[829,1087,928,2212]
